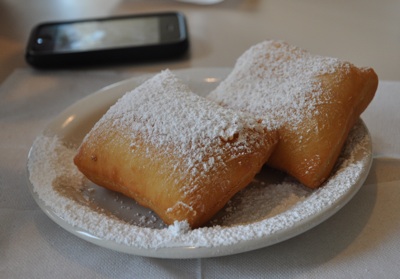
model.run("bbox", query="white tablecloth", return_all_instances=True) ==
[1,69,399,279]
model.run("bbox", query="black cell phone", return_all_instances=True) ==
[25,12,189,68]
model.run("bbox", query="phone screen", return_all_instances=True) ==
[42,17,160,52]
[26,12,189,67]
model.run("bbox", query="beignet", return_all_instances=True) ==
[74,70,278,228]
[207,40,378,188]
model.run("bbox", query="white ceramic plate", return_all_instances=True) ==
[27,68,373,258]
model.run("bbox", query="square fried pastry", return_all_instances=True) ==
[74,70,278,228]
[207,40,378,188]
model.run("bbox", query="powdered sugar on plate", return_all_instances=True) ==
[26,68,372,258]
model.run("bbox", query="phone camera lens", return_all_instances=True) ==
[35,34,52,46]
[33,34,53,50]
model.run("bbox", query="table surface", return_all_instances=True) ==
[1,0,400,83]
[1,1,400,278]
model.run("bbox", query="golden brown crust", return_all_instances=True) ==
[208,40,378,188]
[268,66,377,188]
[74,70,278,228]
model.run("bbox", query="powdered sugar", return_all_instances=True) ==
[78,70,275,227]
[85,70,268,196]
[27,115,371,255]
[207,40,351,131]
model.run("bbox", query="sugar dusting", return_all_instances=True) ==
[28,119,371,250]
[78,70,276,224]
[207,40,351,131]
